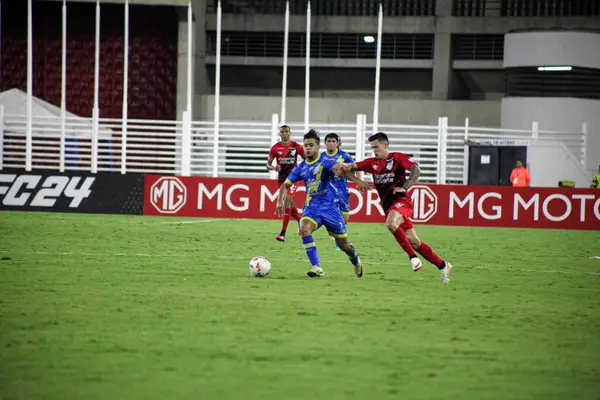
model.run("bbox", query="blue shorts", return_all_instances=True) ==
[300,203,347,239]
[338,192,350,214]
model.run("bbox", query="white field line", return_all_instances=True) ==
[158,219,223,224]
[1,250,599,276]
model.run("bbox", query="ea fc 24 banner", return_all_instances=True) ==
[143,175,600,230]
[0,170,144,215]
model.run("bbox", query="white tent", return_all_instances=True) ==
[0,88,113,139]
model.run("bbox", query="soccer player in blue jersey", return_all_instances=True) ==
[275,130,370,278]
[321,133,355,250]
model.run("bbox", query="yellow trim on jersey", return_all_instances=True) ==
[341,211,350,216]
[284,179,294,187]
[305,154,321,165]
[326,149,339,157]
[300,216,318,227]
[328,232,348,239]
[304,194,312,207]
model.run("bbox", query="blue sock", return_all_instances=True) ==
[302,235,320,266]
[347,243,359,265]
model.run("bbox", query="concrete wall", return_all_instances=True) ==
[198,94,501,126]
[504,31,600,69]
[528,141,592,188]
[501,97,600,175]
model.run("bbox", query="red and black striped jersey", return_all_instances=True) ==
[269,141,305,183]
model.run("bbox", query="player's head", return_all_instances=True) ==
[324,133,341,154]
[368,132,390,160]
[516,159,524,168]
[279,125,291,142]
[303,129,321,159]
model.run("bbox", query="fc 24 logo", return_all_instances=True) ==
[0,174,95,208]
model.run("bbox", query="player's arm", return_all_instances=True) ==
[266,147,280,171]
[393,155,421,194]
[402,165,421,190]
[266,156,280,172]
[335,161,362,174]
[342,169,372,191]
[345,162,360,173]
[339,153,371,190]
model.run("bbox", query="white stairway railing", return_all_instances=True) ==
[0,108,589,185]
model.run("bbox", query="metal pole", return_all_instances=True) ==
[373,2,383,135]
[26,0,33,171]
[304,0,311,133]
[60,0,67,172]
[187,0,193,114]
[280,1,289,124]
[122,0,129,174]
[212,0,222,177]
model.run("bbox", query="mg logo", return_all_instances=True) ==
[150,177,187,214]
[409,185,438,223]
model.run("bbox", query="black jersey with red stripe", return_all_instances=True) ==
[356,152,418,211]
[269,141,305,183]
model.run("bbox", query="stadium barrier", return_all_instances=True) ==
[143,175,600,231]
[0,111,588,185]
[0,169,144,215]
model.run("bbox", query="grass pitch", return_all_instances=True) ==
[1,211,599,400]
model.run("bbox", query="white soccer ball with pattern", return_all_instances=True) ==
[249,256,272,277]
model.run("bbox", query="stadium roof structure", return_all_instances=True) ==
[0,88,113,139]
[41,0,190,6]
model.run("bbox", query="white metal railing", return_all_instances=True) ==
[0,109,589,185]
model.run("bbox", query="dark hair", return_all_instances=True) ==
[368,132,389,143]
[324,133,341,142]
[303,129,320,144]
[280,125,290,131]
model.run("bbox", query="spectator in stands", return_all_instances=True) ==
[591,165,600,189]
[510,160,531,187]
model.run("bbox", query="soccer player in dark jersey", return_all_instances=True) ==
[321,133,355,250]
[337,132,453,283]
[276,130,370,278]
[267,125,305,242]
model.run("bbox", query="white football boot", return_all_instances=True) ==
[410,257,423,272]
[440,262,452,283]
[307,266,325,278]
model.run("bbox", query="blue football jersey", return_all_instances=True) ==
[321,149,354,194]
[285,154,339,207]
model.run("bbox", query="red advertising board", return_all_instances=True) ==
[143,175,600,231]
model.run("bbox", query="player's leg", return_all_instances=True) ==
[299,212,324,277]
[288,192,302,223]
[405,228,452,283]
[385,208,423,272]
[333,196,350,250]
[324,208,363,278]
[276,184,298,241]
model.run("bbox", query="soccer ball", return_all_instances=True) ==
[249,256,272,277]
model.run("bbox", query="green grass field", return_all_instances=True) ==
[1,211,599,400]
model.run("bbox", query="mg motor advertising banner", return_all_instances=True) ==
[143,175,600,231]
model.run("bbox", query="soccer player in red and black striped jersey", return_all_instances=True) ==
[267,125,305,242]
[337,132,453,283]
